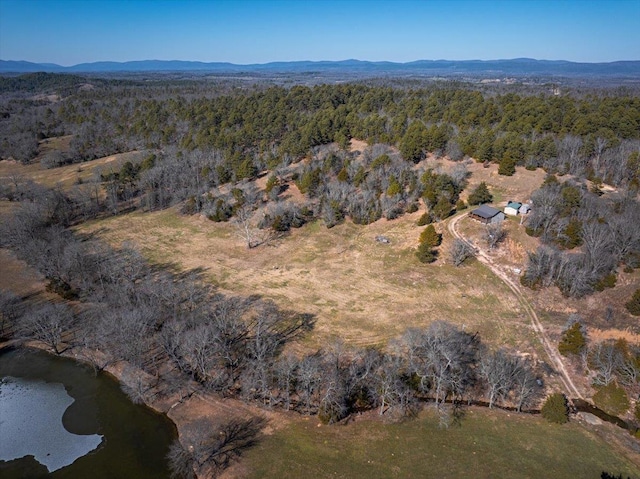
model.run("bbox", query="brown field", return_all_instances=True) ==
[75,206,542,352]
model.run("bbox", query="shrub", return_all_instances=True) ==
[40,151,67,169]
[386,176,402,196]
[592,382,630,417]
[525,226,542,237]
[558,218,583,249]
[207,198,232,222]
[46,278,78,300]
[370,154,391,169]
[594,273,617,292]
[558,322,586,357]
[406,202,419,214]
[416,212,432,226]
[455,199,467,211]
[181,196,198,215]
[265,175,279,194]
[541,393,569,424]
[625,288,640,316]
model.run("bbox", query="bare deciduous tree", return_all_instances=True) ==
[0,289,21,339]
[484,223,507,250]
[587,341,622,386]
[449,238,475,266]
[167,415,266,479]
[19,302,76,354]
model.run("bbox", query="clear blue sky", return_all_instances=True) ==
[0,0,638,65]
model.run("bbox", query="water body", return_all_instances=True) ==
[0,376,103,471]
[0,348,176,478]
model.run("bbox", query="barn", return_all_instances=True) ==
[468,205,505,224]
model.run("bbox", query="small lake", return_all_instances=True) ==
[0,348,176,478]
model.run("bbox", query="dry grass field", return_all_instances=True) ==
[0,147,552,353]
[76,206,541,352]
[5,145,638,354]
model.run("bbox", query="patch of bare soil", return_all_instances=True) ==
[348,138,368,153]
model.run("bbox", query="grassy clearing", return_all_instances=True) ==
[76,208,535,351]
[243,408,640,479]
[0,149,147,193]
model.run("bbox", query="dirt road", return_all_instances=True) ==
[448,213,583,399]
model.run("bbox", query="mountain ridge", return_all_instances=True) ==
[1,58,640,77]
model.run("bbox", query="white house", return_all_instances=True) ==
[504,201,522,216]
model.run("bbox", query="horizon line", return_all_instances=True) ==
[3,57,640,67]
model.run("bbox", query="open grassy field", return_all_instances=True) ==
[240,407,640,479]
[75,207,541,352]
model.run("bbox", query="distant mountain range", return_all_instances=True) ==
[1,58,640,77]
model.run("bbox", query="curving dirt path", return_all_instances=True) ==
[448,213,583,399]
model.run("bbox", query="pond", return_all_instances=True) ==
[0,348,177,478]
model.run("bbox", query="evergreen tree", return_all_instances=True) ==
[541,393,569,424]
[558,322,586,356]
[432,196,453,221]
[467,182,493,205]
[416,224,441,263]
[625,288,640,316]
[416,241,437,263]
[419,224,442,247]
[498,157,516,176]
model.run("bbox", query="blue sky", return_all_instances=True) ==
[0,0,638,65]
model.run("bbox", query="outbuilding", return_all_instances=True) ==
[519,203,531,214]
[504,201,522,216]
[469,205,505,224]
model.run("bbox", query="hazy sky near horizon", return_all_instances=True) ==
[0,0,638,65]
